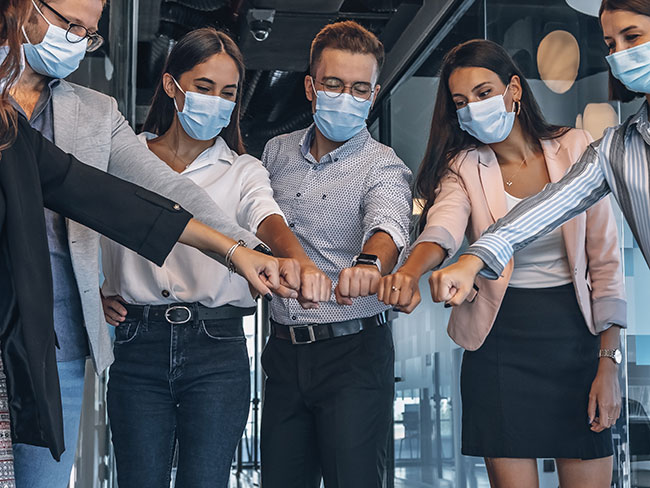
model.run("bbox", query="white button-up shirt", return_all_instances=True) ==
[101,133,284,308]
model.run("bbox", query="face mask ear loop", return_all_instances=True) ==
[31,0,53,27]
[171,76,187,113]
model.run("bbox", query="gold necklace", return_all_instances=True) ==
[503,157,527,187]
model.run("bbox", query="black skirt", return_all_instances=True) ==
[461,283,613,460]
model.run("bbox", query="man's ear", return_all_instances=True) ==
[371,84,381,110]
[304,74,315,103]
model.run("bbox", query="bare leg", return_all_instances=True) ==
[485,458,539,488]
[556,456,612,488]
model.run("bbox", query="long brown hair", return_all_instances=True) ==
[600,0,650,101]
[415,40,568,231]
[0,0,31,152]
[142,28,246,154]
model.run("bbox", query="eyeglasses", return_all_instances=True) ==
[38,0,104,52]
[313,77,375,102]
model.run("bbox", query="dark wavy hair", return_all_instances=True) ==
[415,39,569,231]
[600,0,650,102]
[0,0,31,153]
[142,28,245,154]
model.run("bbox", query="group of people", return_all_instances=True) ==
[0,0,649,487]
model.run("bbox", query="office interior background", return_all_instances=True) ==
[64,0,650,486]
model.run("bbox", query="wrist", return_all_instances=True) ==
[598,357,619,372]
[458,254,485,275]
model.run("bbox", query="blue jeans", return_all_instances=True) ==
[13,358,86,488]
[107,313,250,488]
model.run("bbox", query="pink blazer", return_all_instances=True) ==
[416,129,627,351]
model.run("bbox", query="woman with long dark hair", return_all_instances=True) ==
[0,1,292,476]
[379,39,625,487]
[100,27,328,488]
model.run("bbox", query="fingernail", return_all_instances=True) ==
[444,303,451,308]
[265,293,273,301]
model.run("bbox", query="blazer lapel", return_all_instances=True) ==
[541,137,579,262]
[51,80,79,154]
[477,145,508,222]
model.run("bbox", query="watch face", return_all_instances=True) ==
[614,349,623,364]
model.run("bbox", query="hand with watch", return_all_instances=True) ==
[334,253,382,305]
[587,326,623,434]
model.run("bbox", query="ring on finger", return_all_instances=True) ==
[391,286,400,292]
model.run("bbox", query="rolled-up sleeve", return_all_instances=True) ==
[361,152,413,268]
[413,170,471,266]
[237,156,286,233]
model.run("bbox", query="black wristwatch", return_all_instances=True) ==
[254,243,274,256]
[352,253,381,273]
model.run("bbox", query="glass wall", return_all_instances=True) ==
[381,1,650,487]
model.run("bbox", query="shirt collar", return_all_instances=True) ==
[139,132,235,173]
[299,123,371,164]
[627,101,650,138]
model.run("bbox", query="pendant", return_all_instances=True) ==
[505,180,513,186]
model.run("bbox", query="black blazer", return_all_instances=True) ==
[0,115,192,459]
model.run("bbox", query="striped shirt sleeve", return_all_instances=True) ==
[464,143,612,279]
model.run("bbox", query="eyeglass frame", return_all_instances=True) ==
[36,0,104,52]
[310,75,376,103]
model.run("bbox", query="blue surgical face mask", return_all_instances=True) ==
[311,78,372,142]
[456,85,516,144]
[606,41,650,94]
[22,0,88,79]
[173,78,236,141]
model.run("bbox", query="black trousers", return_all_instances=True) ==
[260,321,394,488]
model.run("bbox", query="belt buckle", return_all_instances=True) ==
[289,325,316,345]
[164,305,192,325]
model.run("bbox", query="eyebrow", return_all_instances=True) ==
[194,77,215,85]
[605,25,640,39]
[451,81,491,98]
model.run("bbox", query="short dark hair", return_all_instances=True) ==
[309,21,384,76]
[600,0,650,102]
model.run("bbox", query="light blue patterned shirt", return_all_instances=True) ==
[466,102,650,287]
[262,125,413,325]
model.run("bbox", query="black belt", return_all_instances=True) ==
[271,312,388,345]
[124,303,256,325]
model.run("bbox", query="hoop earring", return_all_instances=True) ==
[514,100,521,115]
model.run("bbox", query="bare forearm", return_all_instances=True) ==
[178,219,236,259]
[256,214,312,263]
[363,231,400,276]
[399,242,447,278]
[600,325,621,350]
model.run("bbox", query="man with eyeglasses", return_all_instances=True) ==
[10,1,293,486]
[260,21,412,488]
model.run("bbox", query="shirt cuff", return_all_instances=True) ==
[249,210,287,234]
[363,223,409,271]
[592,297,627,333]
[413,226,457,267]
[464,234,513,280]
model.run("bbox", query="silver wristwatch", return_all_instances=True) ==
[599,348,622,364]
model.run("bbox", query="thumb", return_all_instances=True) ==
[248,273,273,299]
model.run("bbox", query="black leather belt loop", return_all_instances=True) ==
[124,303,256,325]
[271,312,389,345]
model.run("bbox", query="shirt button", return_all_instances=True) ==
[173,203,181,211]
[333,158,339,162]
[291,315,297,320]
[296,193,301,197]
[289,223,295,228]
[161,289,170,298]
[322,194,327,199]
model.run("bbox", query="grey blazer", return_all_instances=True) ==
[52,80,263,374]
